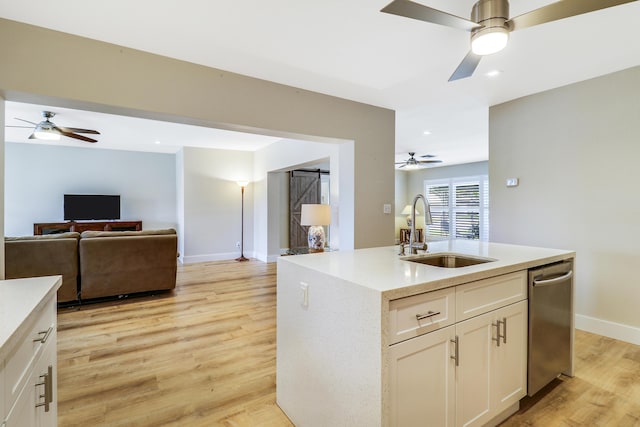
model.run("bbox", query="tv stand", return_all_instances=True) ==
[34,220,142,235]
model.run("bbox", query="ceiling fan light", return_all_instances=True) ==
[33,129,60,140]
[471,27,509,56]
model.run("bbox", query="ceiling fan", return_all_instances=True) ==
[396,151,442,169]
[381,0,638,81]
[7,111,100,143]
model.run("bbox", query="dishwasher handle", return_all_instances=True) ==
[533,270,573,287]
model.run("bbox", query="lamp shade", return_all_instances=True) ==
[300,204,331,226]
[400,205,420,216]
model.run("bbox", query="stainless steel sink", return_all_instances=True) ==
[402,253,496,268]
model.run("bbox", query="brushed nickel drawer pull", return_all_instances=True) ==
[415,310,441,321]
[33,326,53,344]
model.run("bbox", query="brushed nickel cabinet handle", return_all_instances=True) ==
[33,326,53,344]
[416,310,441,321]
[450,336,459,367]
[35,365,53,412]
[492,320,504,347]
[502,317,507,344]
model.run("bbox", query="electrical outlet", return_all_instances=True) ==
[236,241,241,248]
[300,282,309,308]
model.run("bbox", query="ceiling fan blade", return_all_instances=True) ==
[449,51,482,82]
[14,117,38,126]
[418,160,443,164]
[57,126,100,135]
[398,164,406,168]
[28,133,37,140]
[420,154,436,158]
[54,127,98,143]
[381,0,481,32]
[507,0,638,32]
[5,125,35,129]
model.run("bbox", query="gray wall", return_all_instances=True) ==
[490,66,640,344]
[0,18,395,260]
[5,142,177,236]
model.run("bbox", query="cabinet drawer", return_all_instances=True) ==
[389,287,455,345]
[4,299,55,413]
[455,271,527,322]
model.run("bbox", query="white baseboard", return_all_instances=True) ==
[575,314,640,345]
[183,252,244,264]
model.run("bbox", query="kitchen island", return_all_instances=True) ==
[276,240,575,427]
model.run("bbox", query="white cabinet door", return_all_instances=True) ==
[455,312,493,427]
[491,300,527,414]
[455,301,528,427]
[389,325,456,427]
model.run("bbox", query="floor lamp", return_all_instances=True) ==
[236,181,249,262]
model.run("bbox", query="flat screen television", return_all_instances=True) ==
[64,194,121,221]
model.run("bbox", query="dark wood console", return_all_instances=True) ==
[34,221,143,235]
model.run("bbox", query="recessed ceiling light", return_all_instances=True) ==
[154,140,161,144]
[423,130,432,135]
[486,70,502,78]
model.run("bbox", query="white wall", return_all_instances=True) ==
[180,146,253,263]
[4,142,177,236]
[490,66,640,344]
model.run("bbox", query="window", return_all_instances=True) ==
[424,175,489,241]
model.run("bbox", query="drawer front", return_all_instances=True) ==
[4,298,56,413]
[456,271,527,322]
[389,287,455,345]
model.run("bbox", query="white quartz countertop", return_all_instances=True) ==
[0,276,61,356]
[278,240,574,300]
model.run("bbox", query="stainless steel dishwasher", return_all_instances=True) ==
[528,259,573,396]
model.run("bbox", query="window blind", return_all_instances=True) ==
[424,175,489,241]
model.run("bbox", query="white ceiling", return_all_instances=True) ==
[2,0,639,166]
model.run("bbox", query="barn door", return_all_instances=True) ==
[289,170,321,250]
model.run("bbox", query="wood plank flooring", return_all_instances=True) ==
[57,260,293,426]
[57,260,640,426]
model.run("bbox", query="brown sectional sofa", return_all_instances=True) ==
[5,229,178,303]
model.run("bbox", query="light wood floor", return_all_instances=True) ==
[57,260,640,426]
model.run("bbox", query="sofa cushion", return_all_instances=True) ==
[5,232,81,241]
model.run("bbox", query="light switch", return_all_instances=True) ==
[383,204,392,214]
[506,178,519,187]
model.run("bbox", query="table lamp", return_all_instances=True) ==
[300,204,331,253]
[401,205,420,226]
